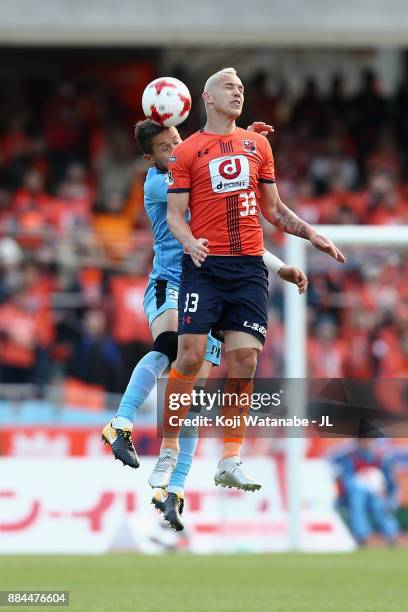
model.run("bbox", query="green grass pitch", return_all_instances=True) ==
[0,551,407,612]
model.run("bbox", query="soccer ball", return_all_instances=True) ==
[142,77,192,127]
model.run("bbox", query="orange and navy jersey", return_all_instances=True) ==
[167,127,275,256]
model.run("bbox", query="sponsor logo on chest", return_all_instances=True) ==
[208,154,250,193]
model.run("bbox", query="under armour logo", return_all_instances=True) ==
[197,149,209,158]
[183,315,192,324]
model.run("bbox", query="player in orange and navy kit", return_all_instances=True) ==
[167,124,276,344]
[150,67,346,492]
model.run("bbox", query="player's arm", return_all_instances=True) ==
[263,249,308,294]
[167,192,209,267]
[259,182,346,263]
[259,182,312,239]
[167,143,210,267]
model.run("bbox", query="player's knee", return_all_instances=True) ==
[176,345,205,376]
[228,348,258,378]
[153,331,178,364]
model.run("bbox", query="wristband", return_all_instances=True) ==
[263,249,285,274]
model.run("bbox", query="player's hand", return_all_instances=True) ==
[187,237,209,267]
[247,121,274,137]
[309,232,346,263]
[278,265,308,294]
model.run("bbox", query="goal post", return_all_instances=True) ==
[283,225,408,550]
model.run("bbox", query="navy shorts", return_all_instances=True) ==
[144,277,221,366]
[178,254,269,345]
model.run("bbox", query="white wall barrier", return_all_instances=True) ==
[0,458,355,554]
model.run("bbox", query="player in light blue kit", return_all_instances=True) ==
[102,119,308,530]
[102,120,222,531]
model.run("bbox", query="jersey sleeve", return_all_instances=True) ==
[167,144,192,193]
[259,138,276,183]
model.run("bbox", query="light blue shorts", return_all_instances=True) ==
[143,277,221,366]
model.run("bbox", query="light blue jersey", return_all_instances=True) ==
[144,166,187,285]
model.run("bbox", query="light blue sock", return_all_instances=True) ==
[167,413,199,496]
[115,351,169,423]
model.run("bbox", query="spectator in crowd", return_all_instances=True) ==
[364,171,407,225]
[0,284,44,384]
[325,73,349,124]
[350,69,389,169]
[291,77,326,137]
[0,237,23,302]
[94,127,136,203]
[394,65,408,169]
[92,189,137,261]
[333,439,399,546]
[309,317,348,378]
[43,82,85,180]
[243,70,280,129]
[68,308,123,394]
[48,162,94,233]
[11,167,51,250]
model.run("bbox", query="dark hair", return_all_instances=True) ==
[134,120,166,154]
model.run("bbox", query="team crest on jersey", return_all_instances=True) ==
[208,155,250,193]
[243,140,257,154]
[167,170,174,185]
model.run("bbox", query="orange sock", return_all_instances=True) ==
[221,378,253,459]
[222,441,243,460]
[162,367,196,451]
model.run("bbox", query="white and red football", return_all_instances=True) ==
[142,77,192,127]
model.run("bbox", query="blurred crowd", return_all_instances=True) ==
[1,64,408,393]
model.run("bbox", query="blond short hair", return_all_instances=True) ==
[204,67,238,93]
